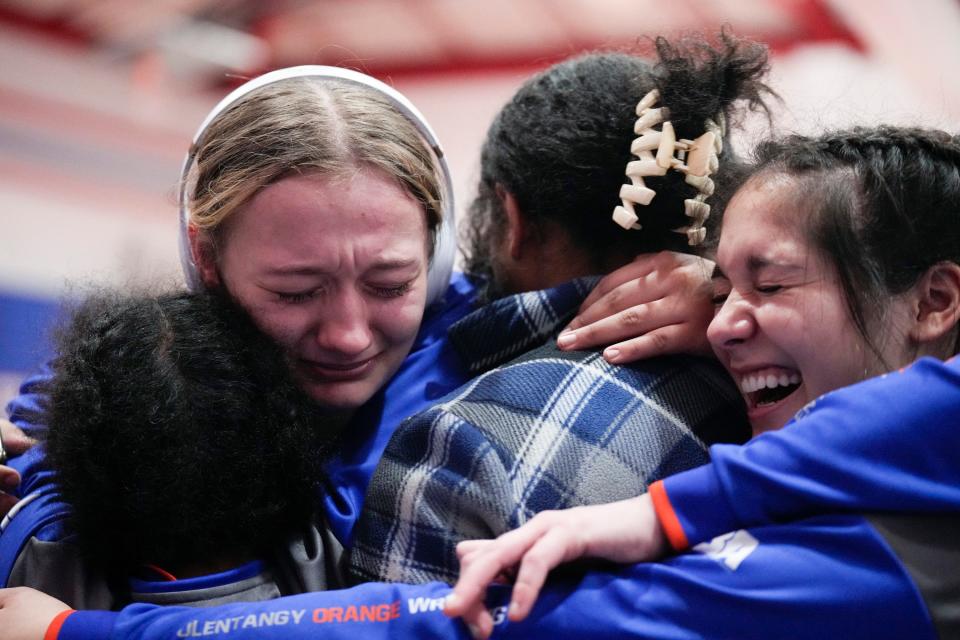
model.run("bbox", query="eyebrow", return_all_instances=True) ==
[264,258,421,277]
[264,266,325,277]
[365,258,421,272]
[747,256,804,274]
[712,256,803,281]
[747,256,774,272]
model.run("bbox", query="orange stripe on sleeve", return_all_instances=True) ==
[649,480,689,551]
[143,564,178,582]
[44,610,75,640]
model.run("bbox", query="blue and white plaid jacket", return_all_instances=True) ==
[349,278,750,585]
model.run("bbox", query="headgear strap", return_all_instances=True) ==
[612,89,725,246]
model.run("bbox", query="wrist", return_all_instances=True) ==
[639,493,668,558]
[582,495,668,563]
[648,480,689,551]
[44,610,75,640]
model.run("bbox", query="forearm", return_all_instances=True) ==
[56,582,471,640]
[46,515,937,640]
[490,515,935,640]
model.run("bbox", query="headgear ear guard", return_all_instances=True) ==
[177,65,457,307]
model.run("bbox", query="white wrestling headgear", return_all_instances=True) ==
[178,65,457,307]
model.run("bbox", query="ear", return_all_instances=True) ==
[909,261,960,346]
[188,224,221,289]
[497,186,530,261]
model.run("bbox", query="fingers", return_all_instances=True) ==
[447,542,521,617]
[0,465,20,490]
[561,288,716,362]
[445,560,495,619]
[0,464,21,517]
[560,299,675,353]
[0,420,35,457]
[0,491,18,517]
[602,325,692,365]
[568,274,661,336]
[449,511,588,629]
[574,257,658,320]
[447,521,551,618]
[506,527,580,621]
[455,539,492,560]
[563,252,714,345]
[447,499,673,636]
[460,601,495,640]
[573,251,711,326]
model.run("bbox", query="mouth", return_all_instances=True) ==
[738,367,802,411]
[298,357,375,382]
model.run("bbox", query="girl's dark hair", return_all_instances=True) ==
[748,126,960,358]
[465,30,774,287]
[43,291,337,572]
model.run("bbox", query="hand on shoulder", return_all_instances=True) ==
[557,252,716,364]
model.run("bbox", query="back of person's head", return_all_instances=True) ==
[465,30,773,293]
[742,126,960,359]
[43,291,337,574]
[189,77,443,254]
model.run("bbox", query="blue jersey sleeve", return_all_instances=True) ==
[59,581,472,640]
[4,364,59,501]
[658,356,960,547]
[6,365,52,441]
[56,515,934,640]
[495,514,934,640]
[1,366,75,587]
[1,365,79,589]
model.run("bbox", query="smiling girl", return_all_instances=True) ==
[445,126,960,639]
[707,142,958,434]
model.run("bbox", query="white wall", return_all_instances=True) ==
[2,14,959,408]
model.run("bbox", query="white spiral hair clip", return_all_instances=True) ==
[178,65,457,307]
[612,89,725,246]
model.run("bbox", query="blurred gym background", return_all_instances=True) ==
[2,0,959,407]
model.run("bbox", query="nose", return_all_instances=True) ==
[313,289,374,357]
[707,291,755,352]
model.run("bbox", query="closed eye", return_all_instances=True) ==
[710,275,731,307]
[276,289,318,304]
[369,281,413,299]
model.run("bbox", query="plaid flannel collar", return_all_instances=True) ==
[448,276,600,375]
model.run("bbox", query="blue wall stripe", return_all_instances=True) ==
[0,291,62,372]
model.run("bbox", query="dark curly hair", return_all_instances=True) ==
[465,29,774,299]
[42,291,340,573]
[737,126,960,361]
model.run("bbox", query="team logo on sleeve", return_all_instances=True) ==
[692,529,759,570]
